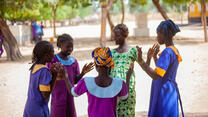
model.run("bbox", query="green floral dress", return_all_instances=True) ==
[110,47,138,117]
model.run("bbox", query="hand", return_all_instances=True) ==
[152,43,160,57]
[147,48,154,60]
[57,64,68,80]
[147,43,160,59]
[136,46,143,62]
[81,62,94,75]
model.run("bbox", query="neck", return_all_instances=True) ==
[59,52,68,59]
[165,40,174,47]
[36,60,46,65]
[97,69,110,80]
[118,41,127,49]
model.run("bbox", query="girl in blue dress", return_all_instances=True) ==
[136,20,184,117]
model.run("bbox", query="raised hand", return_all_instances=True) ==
[147,43,160,59]
[152,43,160,57]
[136,46,143,62]
[81,62,94,75]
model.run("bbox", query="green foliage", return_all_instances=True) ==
[0,0,93,21]
[78,6,93,18]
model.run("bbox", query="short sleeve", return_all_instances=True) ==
[130,47,138,63]
[118,81,128,100]
[39,69,52,92]
[155,49,171,77]
[71,78,87,97]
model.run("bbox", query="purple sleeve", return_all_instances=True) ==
[118,81,128,100]
[39,69,52,85]
[71,78,87,97]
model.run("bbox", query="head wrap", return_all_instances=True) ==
[92,47,114,69]
[157,20,180,40]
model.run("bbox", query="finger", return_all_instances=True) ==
[83,63,88,68]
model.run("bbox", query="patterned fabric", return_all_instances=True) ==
[92,47,114,68]
[110,47,138,117]
[157,20,180,40]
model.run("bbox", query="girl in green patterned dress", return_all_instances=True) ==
[110,24,150,117]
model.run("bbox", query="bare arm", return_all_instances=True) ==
[136,46,160,80]
[75,62,94,84]
[153,56,158,65]
[126,63,134,91]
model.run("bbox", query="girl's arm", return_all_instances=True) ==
[153,56,158,65]
[126,63,134,91]
[41,72,57,99]
[75,62,94,84]
[63,68,73,96]
[136,46,160,80]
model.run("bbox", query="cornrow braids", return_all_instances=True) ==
[57,34,73,48]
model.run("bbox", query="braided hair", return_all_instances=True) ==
[57,34,73,48]
[30,41,53,70]
[113,24,129,38]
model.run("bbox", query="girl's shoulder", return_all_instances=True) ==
[31,64,49,74]
[83,77,123,98]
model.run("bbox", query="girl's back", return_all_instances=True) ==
[71,77,128,117]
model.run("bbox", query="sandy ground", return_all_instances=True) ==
[0,20,208,116]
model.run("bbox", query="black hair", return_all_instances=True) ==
[30,41,53,70]
[57,34,73,48]
[113,24,129,38]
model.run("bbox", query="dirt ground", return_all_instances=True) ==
[0,36,208,117]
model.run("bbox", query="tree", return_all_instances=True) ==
[152,0,169,20]
[201,0,208,42]
[0,0,42,60]
[44,0,91,37]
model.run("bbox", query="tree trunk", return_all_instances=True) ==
[180,5,183,25]
[107,11,115,41]
[121,0,125,23]
[44,20,47,28]
[0,17,23,61]
[100,0,107,47]
[152,0,169,20]
[107,0,115,41]
[201,0,208,42]
[52,5,57,37]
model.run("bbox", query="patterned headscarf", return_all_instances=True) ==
[92,47,114,69]
[157,20,180,40]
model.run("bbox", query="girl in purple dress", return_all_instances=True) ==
[49,34,94,117]
[63,47,133,117]
[23,41,60,117]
